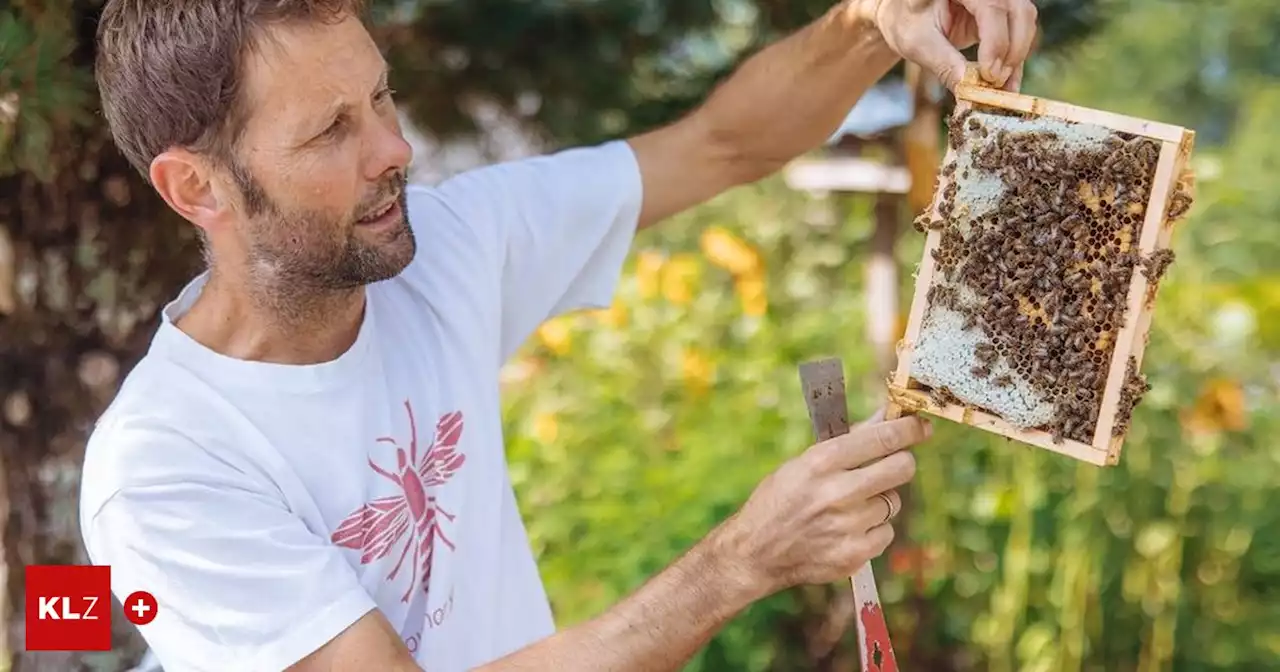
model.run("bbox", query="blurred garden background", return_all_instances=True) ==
[2,0,1278,670]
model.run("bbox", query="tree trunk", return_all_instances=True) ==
[0,118,202,671]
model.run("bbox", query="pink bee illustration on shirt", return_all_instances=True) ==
[331,400,466,603]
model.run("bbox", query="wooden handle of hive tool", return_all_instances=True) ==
[798,358,898,672]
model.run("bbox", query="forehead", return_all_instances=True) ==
[238,15,385,136]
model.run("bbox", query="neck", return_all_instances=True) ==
[175,267,367,366]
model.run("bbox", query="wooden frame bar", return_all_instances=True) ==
[886,66,1196,466]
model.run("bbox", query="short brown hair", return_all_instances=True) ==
[95,0,366,181]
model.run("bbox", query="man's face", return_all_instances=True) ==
[222,14,415,292]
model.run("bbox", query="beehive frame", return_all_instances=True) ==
[885,66,1196,466]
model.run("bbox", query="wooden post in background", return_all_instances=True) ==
[889,61,944,378]
[866,190,900,378]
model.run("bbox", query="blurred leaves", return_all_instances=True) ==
[0,2,95,182]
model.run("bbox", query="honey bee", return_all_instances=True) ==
[1141,249,1176,283]
[929,385,961,408]
[1168,188,1193,220]
[948,108,973,149]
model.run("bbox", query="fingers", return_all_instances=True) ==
[1005,1,1038,78]
[861,520,896,560]
[828,491,901,573]
[847,450,917,499]
[817,453,915,515]
[863,489,902,528]
[878,489,902,523]
[956,0,1011,86]
[813,416,931,472]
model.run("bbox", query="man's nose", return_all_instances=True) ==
[364,116,413,181]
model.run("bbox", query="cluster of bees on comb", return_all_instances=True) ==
[915,107,1188,445]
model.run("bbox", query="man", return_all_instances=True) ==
[81,0,1036,670]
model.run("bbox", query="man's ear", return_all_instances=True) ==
[149,149,229,234]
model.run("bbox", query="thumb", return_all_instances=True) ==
[906,29,969,91]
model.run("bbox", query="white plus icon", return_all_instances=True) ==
[131,598,151,619]
[124,590,157,625]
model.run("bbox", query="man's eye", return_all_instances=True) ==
[375,87,396,104]
[320,118,345,140]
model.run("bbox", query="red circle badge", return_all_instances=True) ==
[123,591,158,625]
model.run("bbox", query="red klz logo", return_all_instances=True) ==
[331,401,466,603]
[26,565,112,651]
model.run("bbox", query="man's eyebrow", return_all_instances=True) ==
[295,64,393,146]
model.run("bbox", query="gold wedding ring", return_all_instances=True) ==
[876,492,897,525]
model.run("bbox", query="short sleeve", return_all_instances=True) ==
[81,431,377,672]
[429,140,643,361]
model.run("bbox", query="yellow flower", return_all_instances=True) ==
[536,318,573,356]
[590,302,627,328]
[1181,378,1248,436]
[532,412,559,444]
[681,347,715,395]
[700,226,760,276]
[661,254,702,306]
[735,272,768,317]
[635,250,666,299]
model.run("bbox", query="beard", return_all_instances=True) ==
[234,164,417,298]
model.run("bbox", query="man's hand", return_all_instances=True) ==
[714,414,929,594]
[858,0,1039,91]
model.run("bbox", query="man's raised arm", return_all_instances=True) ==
[627,0,1039,229]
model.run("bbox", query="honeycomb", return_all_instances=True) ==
[909,107,1182,445]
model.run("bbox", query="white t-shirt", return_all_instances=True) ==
[78,140,643,672]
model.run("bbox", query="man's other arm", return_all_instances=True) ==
[293,415,930,672]
[292,527,752,672]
